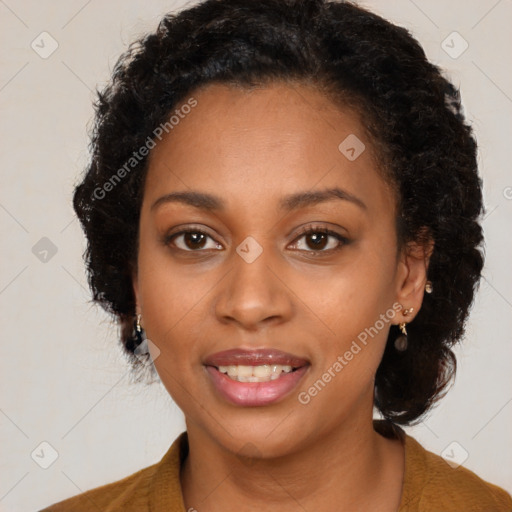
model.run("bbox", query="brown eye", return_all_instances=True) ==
[304,232,329,251]
[166,229,223,252]
[291,226,348,254]
[182,232,207,250]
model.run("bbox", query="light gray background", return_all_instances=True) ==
[1,0,511,510]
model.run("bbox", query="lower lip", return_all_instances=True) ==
[205,365,309,407]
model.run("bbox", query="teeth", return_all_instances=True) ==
[217,364,295,382]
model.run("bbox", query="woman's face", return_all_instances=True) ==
[134,82,421,457]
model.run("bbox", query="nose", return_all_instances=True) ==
[214,240,294,331]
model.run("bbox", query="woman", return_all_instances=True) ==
[41,0,512,510]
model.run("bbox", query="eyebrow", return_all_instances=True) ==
[150,187,367,212]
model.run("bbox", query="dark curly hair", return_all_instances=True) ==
[73,0,484,425]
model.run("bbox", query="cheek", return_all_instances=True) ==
[137,252,210,407]
[304,236,398,402]
[318,240,397,340]
[298,262,396,422]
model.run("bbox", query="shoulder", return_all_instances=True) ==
[38,462,158,512]
[400,434,512,512]
[39,432,188,512]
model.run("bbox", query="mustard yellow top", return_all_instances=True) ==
[40,421,512,511]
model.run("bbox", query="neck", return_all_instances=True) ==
[180,414,404,512]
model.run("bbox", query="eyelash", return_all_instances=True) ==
[294,226,348,254]
[164,225,348,255]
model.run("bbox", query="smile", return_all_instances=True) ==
[204,364,309,406]
[217,364,299,382]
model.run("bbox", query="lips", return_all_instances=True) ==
[203,348,309,368]
[203,348,310,407]
[205,365,309,406]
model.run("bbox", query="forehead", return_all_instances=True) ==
[144,81,394,217]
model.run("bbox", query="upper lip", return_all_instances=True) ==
[204,348,309,368]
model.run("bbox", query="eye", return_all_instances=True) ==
[164,225,348,254]
[165,227,223,252]
[290,226,348,254]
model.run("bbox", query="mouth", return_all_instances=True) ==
[203,348,310,406]
[211,363,303,382]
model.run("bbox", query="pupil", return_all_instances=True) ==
[308,233,327,250]
[185,232,206,249]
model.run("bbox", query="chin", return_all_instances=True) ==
[196,411,310,460]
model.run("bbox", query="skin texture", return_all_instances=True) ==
[133,82,431,511]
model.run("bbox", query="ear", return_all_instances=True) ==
[394,235,434,322]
